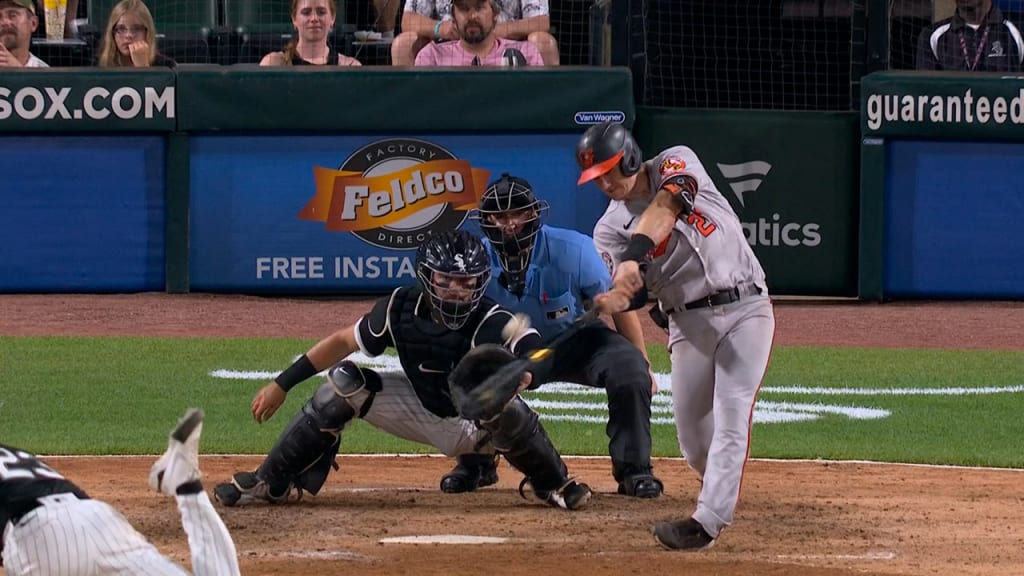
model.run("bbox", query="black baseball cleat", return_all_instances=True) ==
[519,477,592,510]
[652,517,715,551]
[213,471,297,507]
[440,453,500,493]
[617,474,664,499]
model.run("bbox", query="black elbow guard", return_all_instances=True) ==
[662,174,698,217]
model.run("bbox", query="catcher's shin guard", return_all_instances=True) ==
[219,381,355,506]
[482,397,588,508]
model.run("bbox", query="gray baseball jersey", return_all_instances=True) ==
[593,145,774,540]
[404,0,548,21]
[594,145,766,328]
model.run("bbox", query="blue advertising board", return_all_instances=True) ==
[189,134,605,292]
[884,140,1024,298]
[0,136,166,292]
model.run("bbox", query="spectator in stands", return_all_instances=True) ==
[97,0,176,68]
[414,0,542,66]
[0,0,47,67]
[916,0,1024,71]
[260,0,361,66]
[393,0,557,66]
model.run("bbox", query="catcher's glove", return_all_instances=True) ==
[449,344,522,421]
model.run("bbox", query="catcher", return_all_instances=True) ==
[213,230,592,511]
[437,173,663,499]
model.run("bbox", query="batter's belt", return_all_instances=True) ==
[9,492,90,526]
[665,283,764,314]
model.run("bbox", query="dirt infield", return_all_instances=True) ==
[2,294,1024,576]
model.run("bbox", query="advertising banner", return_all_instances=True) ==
[884,140,1024,298]
[0,136,166,291]
[862,71,1024,141]
[635,108,859,296]
[0,70,175,133]
[189,133,597,292]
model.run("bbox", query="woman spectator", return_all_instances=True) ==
[97,0,175,68]
[260,0,360,66]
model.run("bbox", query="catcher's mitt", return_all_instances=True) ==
[449,344,524,421]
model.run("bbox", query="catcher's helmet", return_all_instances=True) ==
[416,230,492,330]
[576,121,643,185]
[471,173,549,292]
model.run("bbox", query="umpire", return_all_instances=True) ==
[440,173,663,498]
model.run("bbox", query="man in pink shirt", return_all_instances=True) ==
[414,0,544,66]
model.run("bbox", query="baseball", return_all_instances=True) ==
[502,313,531,342]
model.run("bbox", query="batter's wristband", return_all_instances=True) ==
[622,233,655,263]
[275,354,317,392]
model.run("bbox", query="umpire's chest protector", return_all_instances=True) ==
[389,290,481,418]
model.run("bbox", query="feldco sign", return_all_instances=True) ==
[300,138,491,250]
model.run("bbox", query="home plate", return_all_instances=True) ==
[380,535,510,545]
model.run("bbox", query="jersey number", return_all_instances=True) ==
[0,447,65,481]
[685,211,717,237]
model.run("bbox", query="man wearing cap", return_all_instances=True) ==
[578,121,776,552]
[413,0,543,66]
[0,0,48,67]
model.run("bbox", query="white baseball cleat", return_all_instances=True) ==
[150,408,204,496]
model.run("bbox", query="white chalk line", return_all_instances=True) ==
[42,453,1024,473]
[776,551,897,561]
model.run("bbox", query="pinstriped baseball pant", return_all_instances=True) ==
[2,492,239,576]
[339,371,494,457]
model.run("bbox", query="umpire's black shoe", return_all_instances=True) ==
[440,453,500,493]
[617,474,664,499]
[652,517,715,551]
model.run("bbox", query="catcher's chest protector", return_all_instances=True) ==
[390,288,484,418]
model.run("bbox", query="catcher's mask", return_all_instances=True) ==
[576,121,643,185]
[416,230,492,330]
[470,173,548,294]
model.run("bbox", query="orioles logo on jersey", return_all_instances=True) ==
[659,157,686,175]
[578,148,595,169]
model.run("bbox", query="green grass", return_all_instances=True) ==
[1,336,1022,468]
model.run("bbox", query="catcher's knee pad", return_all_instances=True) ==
[311,378,358,430]
[327,360,383,417]
[483,397,568,494]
